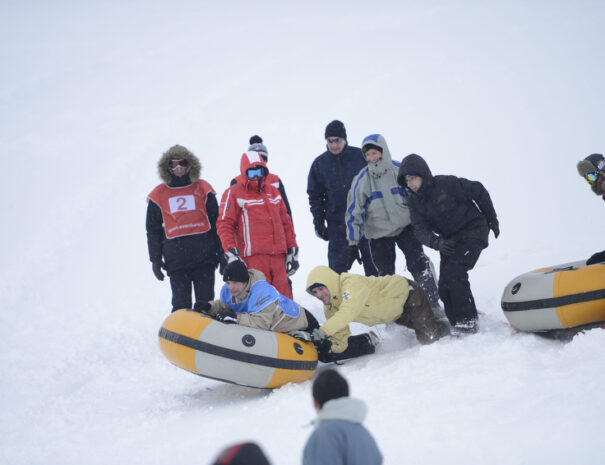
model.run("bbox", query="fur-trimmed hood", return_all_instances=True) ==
[157,145,202,184]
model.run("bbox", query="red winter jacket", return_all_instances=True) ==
[217,152,297,257]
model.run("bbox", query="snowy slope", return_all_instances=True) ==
[1,1,604,464]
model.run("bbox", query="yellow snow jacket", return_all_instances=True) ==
[305,266,410,353]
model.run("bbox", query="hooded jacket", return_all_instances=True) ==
[305,266,409,353]
[206,269,308,332]
[146,145,221,272]
[303,397,383,465]
[397,154,497,249]
[307,144,368,223]
[345,134,411,242]
[217,151,297,257]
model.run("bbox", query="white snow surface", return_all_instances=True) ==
[1,1,604,464]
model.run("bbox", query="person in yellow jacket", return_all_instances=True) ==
[302,265,449,362]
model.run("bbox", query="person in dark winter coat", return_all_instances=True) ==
[307,120,378,276]
[302,369,383,465]
[346,134,440,309]
[146,145,222,312]
[577,153,605,265]
[397,154,499,333]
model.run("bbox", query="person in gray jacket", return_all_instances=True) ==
[302,368,382,465]
[345,134,440,308]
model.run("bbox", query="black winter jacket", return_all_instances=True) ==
[146,174,221,273]
[307,145,368,222]
[397,154,498,249]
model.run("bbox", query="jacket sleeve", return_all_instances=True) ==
[145,201,164,262]
[216,187,241,252]
[278,192,298,249]
[408,204,440,249]
[307,159,327,220]
[277,179,293,219]
[320,277,370,352]
[345,172,369,244]
[458,177,498,223]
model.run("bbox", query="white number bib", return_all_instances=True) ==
[169,195,196,213]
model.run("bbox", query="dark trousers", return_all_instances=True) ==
[169,264,216,312]
[369,226,440,307]
[438,240,484,326]
[303,309,375,363]
[327,221,377,276]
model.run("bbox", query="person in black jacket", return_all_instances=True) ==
[146,145,222,312]
[397,154,499,333]
[576,153,605,265]
[307,120,377,276]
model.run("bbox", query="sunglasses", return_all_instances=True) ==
[585,172,599,185]
[326,137,343,144]
[246,166,265,179]
[169,159,188,168]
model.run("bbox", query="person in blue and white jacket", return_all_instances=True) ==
[193,260,316,333]
[345,134,440,308]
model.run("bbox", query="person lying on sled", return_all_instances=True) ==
[293,265,450,363]
[193,259,318,333]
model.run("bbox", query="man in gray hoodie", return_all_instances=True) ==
[345,134,440,309]
[302,369,382,465]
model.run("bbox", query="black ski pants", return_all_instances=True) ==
[438,239,484,326]
[370,225,440,306]
[327,220,377,276]
[169,264,216,312]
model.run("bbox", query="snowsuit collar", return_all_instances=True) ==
[306,265,342,310]
[313,397,368,428]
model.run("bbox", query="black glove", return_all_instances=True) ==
[310,330,333,360]
[489,219,500,239]
[193,301,211,313]
[436,238,456,256]
[215,308,237,324]
[313,217,329,241]
[219,247,240,275]
[346,245,362,270]
[586,250,605,266]
[286,247,300,276]
[151,260,165,281]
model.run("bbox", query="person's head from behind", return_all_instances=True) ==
[325,120,347,155]
[312,368,349,412]
[211,441,270,465]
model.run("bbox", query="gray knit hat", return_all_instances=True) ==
[248,135,268,162]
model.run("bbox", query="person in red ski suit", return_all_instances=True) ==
[217,150,298,298]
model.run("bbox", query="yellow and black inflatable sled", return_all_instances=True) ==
[158,310,318,389]
[501,260,605,334]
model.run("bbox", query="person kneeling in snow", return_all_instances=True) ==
[194,260,317,333]
[299,265,449,363]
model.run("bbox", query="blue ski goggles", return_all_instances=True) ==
[246,166,265,179]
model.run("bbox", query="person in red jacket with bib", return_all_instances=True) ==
[217,151,298,298]
[146,145,222,312]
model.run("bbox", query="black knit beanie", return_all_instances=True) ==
[212,442,270,465]
[223,260,249,283]
[325,120,347,140]
[362,143,382,154]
